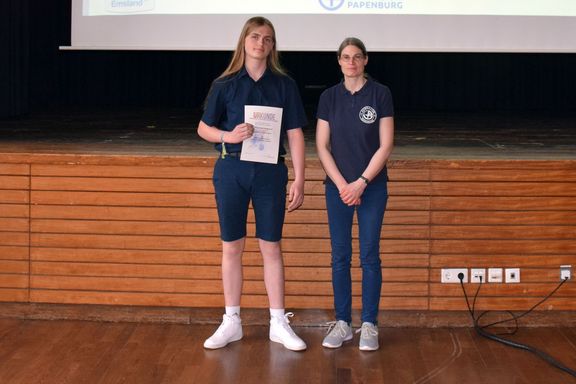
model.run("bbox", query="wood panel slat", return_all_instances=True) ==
[0,176,29,190]
[0,260,29,274]
[0,164,29,175]
[0,289,28,302]
[431,240,576,254]
[0,204,29,218]
[431,255,576,268]
[431,211,576,225]
[32,177,431,197]
[30,205,430,224]
[0,190,29,204]
[430,283,576,296]
[30,248,428,267]
[431,169,576,182]
[0,233,29,247]
[431,225,576,240]
[32,164,213,178]
[0,246,29,260]
[30,234,429,254]
[0,218,29,232]
[30,191,430,211]
[30,290,428,309]
[432,196,576,211]
[31,220,429,240]
[30,276,428,297]
[0,275,28,289]
[30,262,429,282]
[431,182,576,197]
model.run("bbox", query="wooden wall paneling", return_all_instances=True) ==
[27,160,431,310]
[429,160,576,311]
[0,164,30,302]
[2,154,573,315]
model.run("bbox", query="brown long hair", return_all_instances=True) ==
[217,16,286,79]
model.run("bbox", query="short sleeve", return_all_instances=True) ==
[282,77,308,130]
[201,80,226,127]
[316,88,332,122]
[379,85,394,118]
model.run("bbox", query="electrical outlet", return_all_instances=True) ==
[488,268,503,283]
[561,265,571,281]
[470,268,486,284]
[505,268,520,283]
[441,268,468,283]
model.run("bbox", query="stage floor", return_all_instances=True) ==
[1,109,575,159]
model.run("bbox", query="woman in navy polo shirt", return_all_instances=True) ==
[316,37,394,351]
[197,16,307,351]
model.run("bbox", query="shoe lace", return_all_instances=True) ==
[325,321,348,337]
[215,314,237,336]
[275,312,297,335]
[356,323,378,338]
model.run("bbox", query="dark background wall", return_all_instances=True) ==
[2,0,576,118]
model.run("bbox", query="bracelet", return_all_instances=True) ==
[359,175,369,184]
[220,131,227,159]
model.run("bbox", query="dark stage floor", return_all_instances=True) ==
[1,109,575,160]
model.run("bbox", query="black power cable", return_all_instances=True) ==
[457,273,576,378]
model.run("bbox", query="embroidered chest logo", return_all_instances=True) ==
[359,106,377,124]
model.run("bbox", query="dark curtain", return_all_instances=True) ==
[0,0,29,117]
[2,0,576,116]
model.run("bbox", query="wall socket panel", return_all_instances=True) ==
[561,265,572,281]
[505,268,520,283]
[441,268,468,283]
[470,268,486,283]
[488,268,503,283]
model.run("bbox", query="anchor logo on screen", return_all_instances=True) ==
[319,0,345,11]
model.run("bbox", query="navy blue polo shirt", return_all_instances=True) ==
[316,78,393,184]
[201,67,307,156]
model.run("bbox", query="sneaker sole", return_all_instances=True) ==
[203,334,243,349]
[322,334,353,348]
[359,345,379,351]
[269,335,307,351]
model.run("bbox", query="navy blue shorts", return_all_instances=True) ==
[213,156,288,242]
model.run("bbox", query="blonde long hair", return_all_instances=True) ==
[218,16,286,79]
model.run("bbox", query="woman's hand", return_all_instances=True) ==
[339,179,367,206]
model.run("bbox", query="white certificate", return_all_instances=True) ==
[240,105,283,164]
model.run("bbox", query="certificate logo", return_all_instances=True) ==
[359,106,377,124]
[319,0,345,11]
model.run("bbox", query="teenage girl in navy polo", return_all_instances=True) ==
[316,37,394,351]
[197,16,307,351]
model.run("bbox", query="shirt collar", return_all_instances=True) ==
[338,77,371,96]
[238,66,272,81]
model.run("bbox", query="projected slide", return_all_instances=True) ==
[84,0,576,17]
[70,0,576,52]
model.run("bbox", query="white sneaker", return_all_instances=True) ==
[322,320,353,348]
[269,312,307,351]
[357,322,379,351]
[203,314,243,349]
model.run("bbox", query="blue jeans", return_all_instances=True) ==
[325,181,388,324]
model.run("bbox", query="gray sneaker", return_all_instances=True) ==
[322,320,353,348]
[357,322,379,351]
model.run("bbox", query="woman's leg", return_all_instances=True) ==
[356,182,388,324]
[325,183,355,324]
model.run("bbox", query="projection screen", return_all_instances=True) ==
[67,0,576,52]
